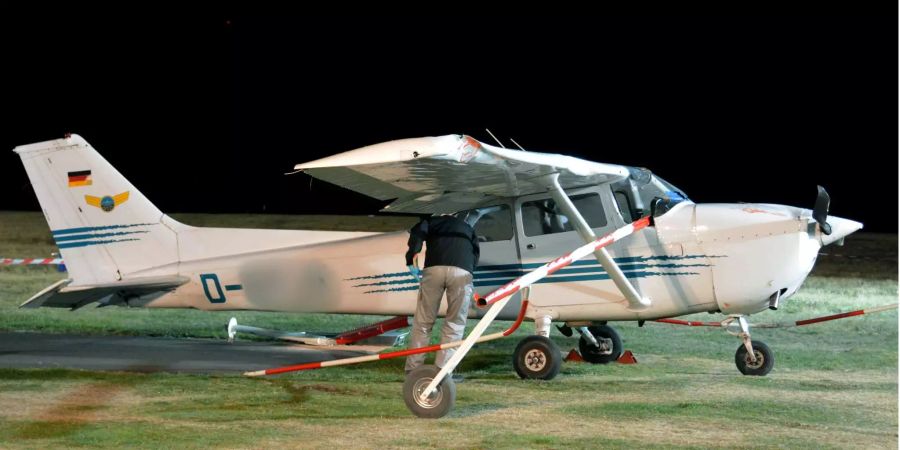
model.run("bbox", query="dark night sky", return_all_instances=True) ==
[2,14,897,232]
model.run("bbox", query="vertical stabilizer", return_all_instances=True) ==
[14,134,178,284]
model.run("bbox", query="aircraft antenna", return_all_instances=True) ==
[509,138,526,151]
[485,129,506,148]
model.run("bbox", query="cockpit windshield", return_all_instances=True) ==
[611,167,689,221]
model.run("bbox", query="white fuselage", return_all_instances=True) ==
[132,199,860,323]
[15,134,861,322]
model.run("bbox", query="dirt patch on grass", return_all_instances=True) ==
[13,381,126,439]
[259,379,359,404]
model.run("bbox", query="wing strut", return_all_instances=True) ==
[540,172,651,311]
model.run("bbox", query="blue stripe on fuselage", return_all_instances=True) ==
[51,223,155,236]
[349,255,717,283]
[54,230,148,242]
[472,262,711,281]
[361,269,702,294]
[57,238,141,249]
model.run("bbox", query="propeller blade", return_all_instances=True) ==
[813,185,832,235]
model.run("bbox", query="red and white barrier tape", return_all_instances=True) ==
[1,258,64,266]
[654,318,721,327]
[753,303,898,328]
[655,303,898,329]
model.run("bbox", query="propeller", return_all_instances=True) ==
[813,185,832,235]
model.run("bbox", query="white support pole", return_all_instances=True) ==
[540,173,650,311]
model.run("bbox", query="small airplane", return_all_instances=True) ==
[14,133,864,414]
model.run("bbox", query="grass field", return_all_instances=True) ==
[0,211,896,449]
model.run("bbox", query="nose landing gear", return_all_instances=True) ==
[724,315,774,376]
[735,341,774,376]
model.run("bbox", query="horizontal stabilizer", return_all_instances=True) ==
[20,275,189,310]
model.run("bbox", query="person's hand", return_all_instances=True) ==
[407,264,421,280]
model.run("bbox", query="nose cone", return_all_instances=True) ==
[820,216,863,246]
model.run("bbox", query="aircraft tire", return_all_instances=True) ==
[735,341,774,376]
[513,335,562,380]
[403,365,456,418]
[578,325,623,364]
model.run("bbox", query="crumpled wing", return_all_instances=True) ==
[294,134,628,214]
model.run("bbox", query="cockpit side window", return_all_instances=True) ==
[521,193,607,237]
[614,167,689,218]
[610,177,643,221]
[453,205,513,242]
[613,190,636,222]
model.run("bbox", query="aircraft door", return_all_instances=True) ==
[515,188,624,306]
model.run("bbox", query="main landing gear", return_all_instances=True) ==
[557,321,624,365]
[576,324,623,364]
[510,316,627,379]
[513,336,561,380]
[512,315,562,380]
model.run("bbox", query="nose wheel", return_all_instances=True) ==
[725,315,774,376]
[735,341,774,376]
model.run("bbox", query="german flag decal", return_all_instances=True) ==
[68,170,92,187]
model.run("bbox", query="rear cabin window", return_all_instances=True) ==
[453,205,513,242]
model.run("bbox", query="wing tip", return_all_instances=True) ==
[13,134,89,155]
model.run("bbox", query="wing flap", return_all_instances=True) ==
[302,166,413,201]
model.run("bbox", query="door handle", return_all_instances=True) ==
[526,243,536,250]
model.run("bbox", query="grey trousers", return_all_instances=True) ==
[405,265,473,372]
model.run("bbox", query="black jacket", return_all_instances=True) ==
[405,215,480,274]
